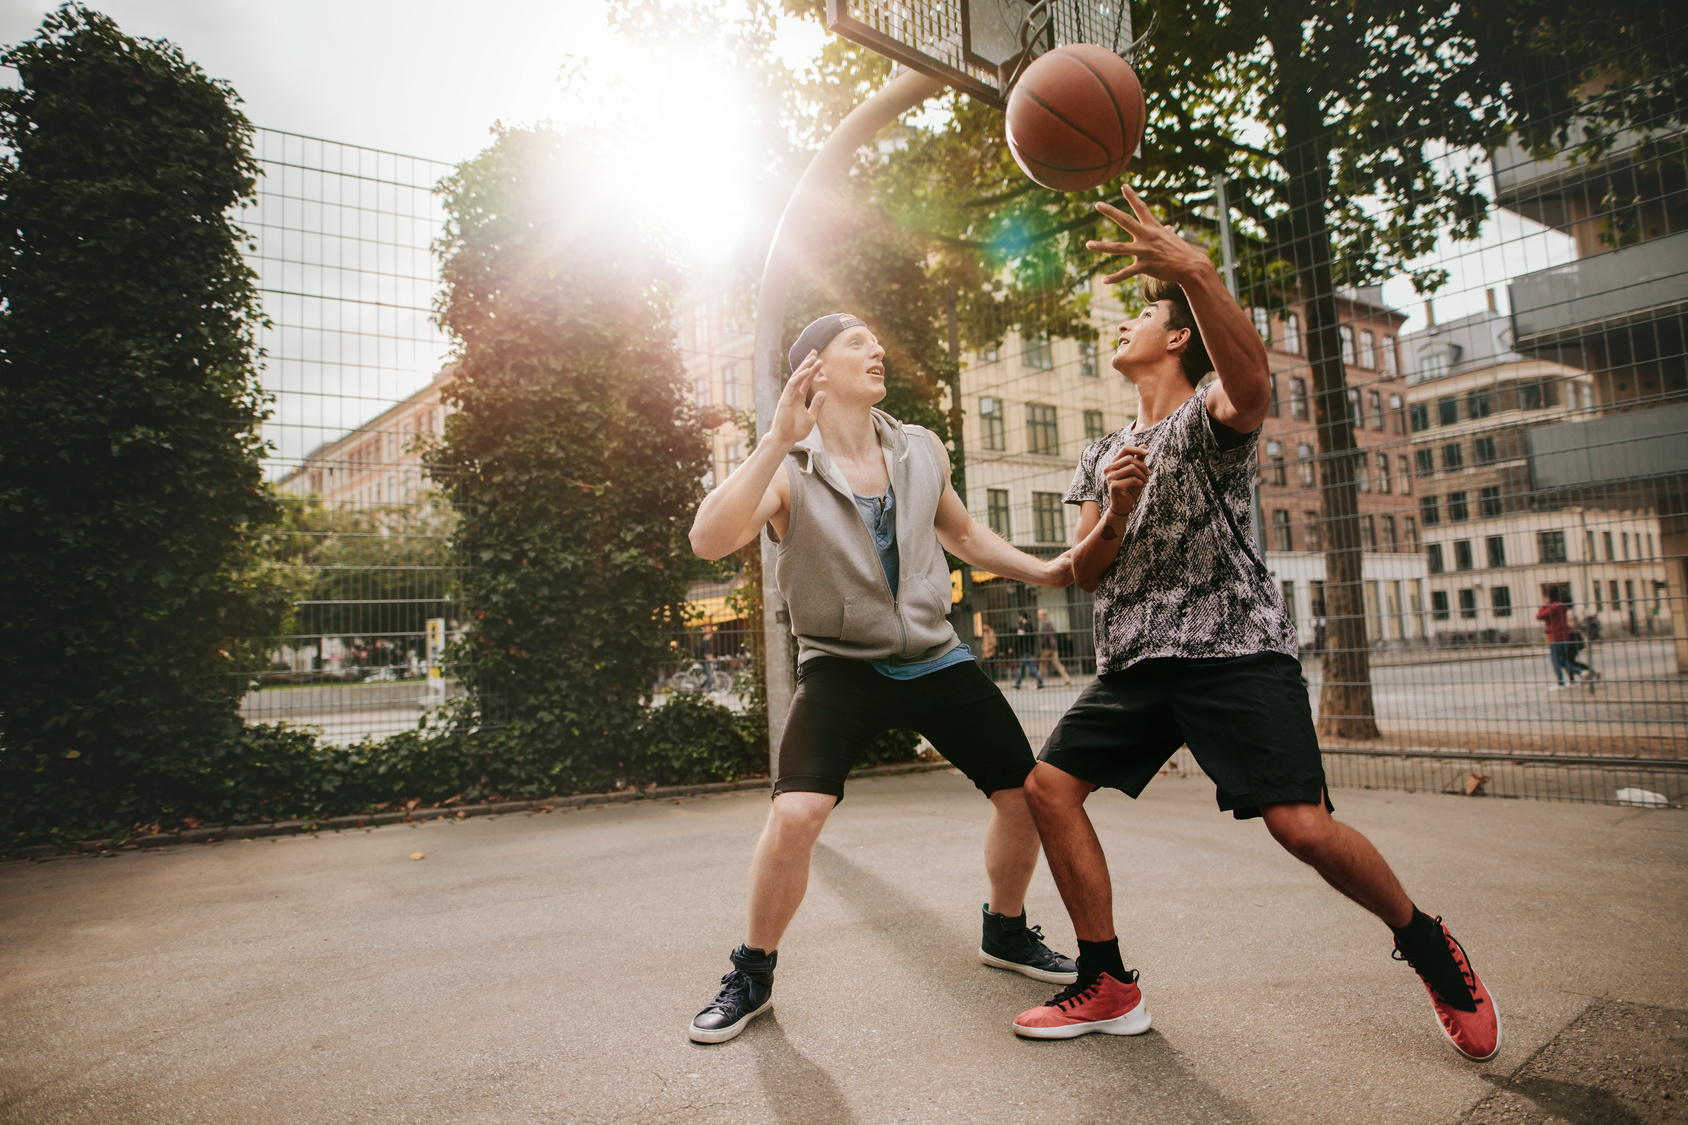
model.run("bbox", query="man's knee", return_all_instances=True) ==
[767,791,835,842]
[1024,761,1089,814]
[1261,801,1338,864]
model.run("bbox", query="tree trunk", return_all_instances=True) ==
[1282,114,1381,740]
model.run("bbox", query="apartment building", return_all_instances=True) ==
[277,367,453,506]
[1402,307,1672,643]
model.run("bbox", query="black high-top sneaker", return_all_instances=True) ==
[978,904,1078,984]
[688,945,776,1043]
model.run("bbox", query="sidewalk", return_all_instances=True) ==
[2,769,1684,1124]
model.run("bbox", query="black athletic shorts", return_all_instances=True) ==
[775,656,1034,803]
[1038,651,1333,820]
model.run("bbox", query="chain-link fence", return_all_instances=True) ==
[238,129,462,745]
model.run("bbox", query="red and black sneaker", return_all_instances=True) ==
[1393,917,1501,1061]
[1013,970,1153,1039]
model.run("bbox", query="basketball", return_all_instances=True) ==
[1004,44,1146,193]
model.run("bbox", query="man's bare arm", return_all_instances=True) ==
[1066,444,1149,591]
[930,437,1072,587]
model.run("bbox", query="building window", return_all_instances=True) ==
[1454,539,1474,571]
[1382,514,1398,551]
[1537,529,1568,563]
[987,489,1011,540]
[1033,492,1066,543]
[1473,435,1497,464]
[1431,590,1450,620]
[1377,453,1392,493]
[1521,382,1545,409]
[1368,390,1383,429]
[1311,579,1327,618]
[695,376,711,407]
[1409,403,1430,432]
[1084,409,1106,441]
[1078,340,1098,377]
[1404,515,1419,551]
[1443,442,1464,471]
[1360,329,1377,369]
[1383,336,1398,376]
[1447,491,1469,521]
[1280,579,1296,623]
[1416,447,1435,476]
[1362,515,1377,549]
[1421,495,1440,526]
[1603,530,1614,560]
[1253,307,1272,342]
[1421,352,1449,380]
[981,345,1000,363]
[1437,397,1459,426]
[1297,444,1315,487]
[1023,334,1053,370]
[980,397,1006,451]
[1492,586,1512,617]
[1427,543,1445,574]
[723,363,740,407]
[1486,535,1506,567]
[1266,440,1286,485]
[1291,378,1309,420]
[1025,403,1059,455]
[1356,455,1370,492]
[1467,389,1491,419]
[1348,387,1364,428]
[1458,588,1478,619]
[1272,509,1293,551]
[1479,486,1502,519]
[1399,455,1413,494]
[1285,313,1301,355]
[1340,325,1357,365]
[1268,373,1281,416]
[1389,393,1404,432]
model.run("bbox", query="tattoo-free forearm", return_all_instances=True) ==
[1182,268,1271,417]
[689,438,788,559]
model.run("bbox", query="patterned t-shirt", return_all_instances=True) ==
[1065,385,1297,675]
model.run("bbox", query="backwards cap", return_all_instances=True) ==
[788,313,867,373]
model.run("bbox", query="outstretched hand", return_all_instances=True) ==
[770,350,829,448]
[1085,185,1214,287]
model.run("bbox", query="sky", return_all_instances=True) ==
[0,1,1577,341]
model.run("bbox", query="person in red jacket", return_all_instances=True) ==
[1537,596,1591,689]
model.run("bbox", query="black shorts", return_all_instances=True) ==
[1038,652,1332,820]
[776,656,1034,803]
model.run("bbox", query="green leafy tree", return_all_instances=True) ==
[0,6,277,839]
[427,124,714,794]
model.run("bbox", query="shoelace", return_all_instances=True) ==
[703,969,754,1014]
[1391,917,1482,1010]
[1043,969,1137,1011]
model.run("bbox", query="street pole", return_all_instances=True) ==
[1213,174,1267,559]
[752,68,946,771]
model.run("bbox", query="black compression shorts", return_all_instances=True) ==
[775,656,1034,803]
[1038,651,1333,820]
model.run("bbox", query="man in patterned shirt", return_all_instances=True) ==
[1009,187,1500,1064]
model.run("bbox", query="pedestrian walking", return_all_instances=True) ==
[1537,594,1590,689]
[1013,611,1043,689]
[1037,607,1073,686]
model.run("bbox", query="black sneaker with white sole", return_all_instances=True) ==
[978,904,1078,984]
[688,944,776,1044]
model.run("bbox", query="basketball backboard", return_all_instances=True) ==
[825,0,1131,109]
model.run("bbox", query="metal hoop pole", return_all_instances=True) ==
[752,68,947,771]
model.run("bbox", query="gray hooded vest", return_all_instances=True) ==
[775,409,961,666]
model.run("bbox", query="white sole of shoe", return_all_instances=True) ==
[1014,996,1152,1039]
[979,949,1079,985]
[687,998,772,1044]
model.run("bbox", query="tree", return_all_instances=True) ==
[0,5,277,837]
[427,124,714,793]
[790,0,1686,737]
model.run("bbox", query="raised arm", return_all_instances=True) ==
[688,350,827,560]
[929,435,1072,587]
[1087,185,1272,434]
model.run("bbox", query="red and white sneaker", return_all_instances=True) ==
[1013,970,1153,1039]
[1393,917,1502,1061]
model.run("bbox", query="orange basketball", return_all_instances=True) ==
[1004,44,1146,193]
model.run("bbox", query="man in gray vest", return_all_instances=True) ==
[685,312,1077,1043]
